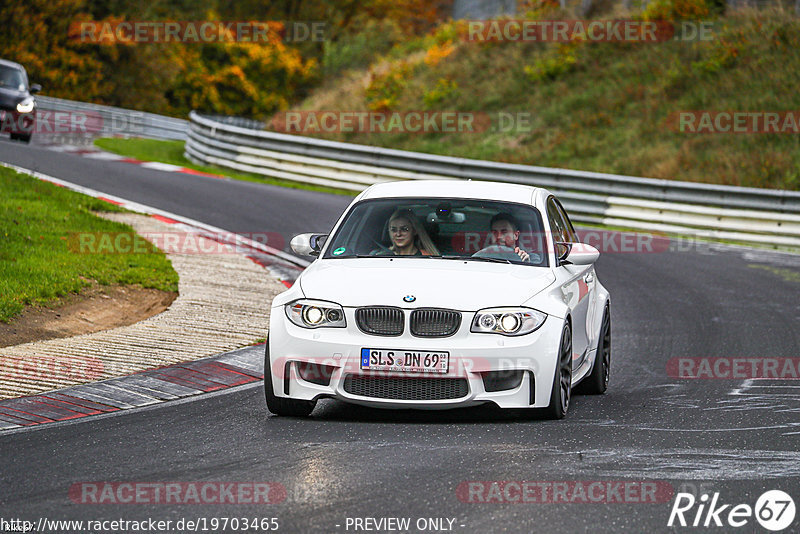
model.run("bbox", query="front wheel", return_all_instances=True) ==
[541,322,573,420]
[264,340,316,417]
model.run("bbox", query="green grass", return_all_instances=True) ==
[0,167,179,322]
[93,137,355,196]
[287,8,800,191]
[95,138,188,166]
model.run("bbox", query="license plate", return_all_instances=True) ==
[360,348,449,373]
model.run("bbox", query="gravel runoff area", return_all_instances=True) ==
[0,213,286,399]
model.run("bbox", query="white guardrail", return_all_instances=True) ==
[36,96,188,140]
[182,111,800,248]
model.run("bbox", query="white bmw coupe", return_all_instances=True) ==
[265,180,610,419]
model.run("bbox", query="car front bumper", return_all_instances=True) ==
[0,108,35,135]
[268,307,564,410]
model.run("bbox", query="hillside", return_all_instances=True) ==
[273,4,800,190]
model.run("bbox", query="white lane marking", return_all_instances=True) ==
[139,161,185,172]
[82,151,127,160]
[742,251,800,266]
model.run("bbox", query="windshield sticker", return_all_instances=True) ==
[333,247,346,255]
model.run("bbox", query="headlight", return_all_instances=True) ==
[286,299,346,329]
[16,99,34,113]
[471,307,546,336]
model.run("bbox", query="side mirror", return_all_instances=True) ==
[559,242,599,265]
[290,233,328,257]
[30,84,41,94]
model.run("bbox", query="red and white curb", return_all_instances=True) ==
[46,144,227,180]
[0,161,308,430]
[0,344,266,432]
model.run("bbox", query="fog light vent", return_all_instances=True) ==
[481,370,524,392]
[296,362,336,386]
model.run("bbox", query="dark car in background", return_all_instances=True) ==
[0,59,41,143]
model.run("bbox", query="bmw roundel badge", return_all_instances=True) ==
[403,295,416,303]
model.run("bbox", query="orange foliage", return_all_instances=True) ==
[363,0,448,36]
[0,1,318,119]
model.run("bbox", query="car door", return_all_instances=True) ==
[547,197,593,369]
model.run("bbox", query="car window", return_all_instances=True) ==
[322,197,549,267]
[0,66,26,91]
[546,197,571,243]
[553,198,578,242]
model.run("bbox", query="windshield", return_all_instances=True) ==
[322,197,549,267]
[0,66,27,91]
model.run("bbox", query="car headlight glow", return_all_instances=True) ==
[500,313,520,333]
[286,299,346,329]
[16,99,34,113]
[471,307,546,336]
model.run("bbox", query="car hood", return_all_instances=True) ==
[298,258,555,311]
[0,87,27,110]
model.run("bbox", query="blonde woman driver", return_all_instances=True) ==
[372,208,439,256]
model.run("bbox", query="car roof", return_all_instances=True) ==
[359,180,545,205]
[0,59,25,71]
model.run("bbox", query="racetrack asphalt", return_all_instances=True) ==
[1,138,799,533]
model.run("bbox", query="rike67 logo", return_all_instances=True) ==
[668,490,795,531]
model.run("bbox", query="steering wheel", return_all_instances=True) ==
[472,245,522,262]
[369,239,395,256]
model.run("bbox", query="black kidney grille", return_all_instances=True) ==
[343,375,469,400]
[355,307,404,336]
[410,309,461,337]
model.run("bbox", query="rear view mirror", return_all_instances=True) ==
[290,233,328,257]
[30,84,41,94]
[559,242,599,265]
[426,211,465,224]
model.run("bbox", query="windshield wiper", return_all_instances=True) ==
[338,254,428,258]
[435,255,513,264]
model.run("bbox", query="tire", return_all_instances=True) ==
[576,305,610,395]
[264,339,316,417]
[9,132,31,143]
[541,322,573,420]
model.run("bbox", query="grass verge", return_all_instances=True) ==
[0,166,179,322]
[93,137,355,196]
